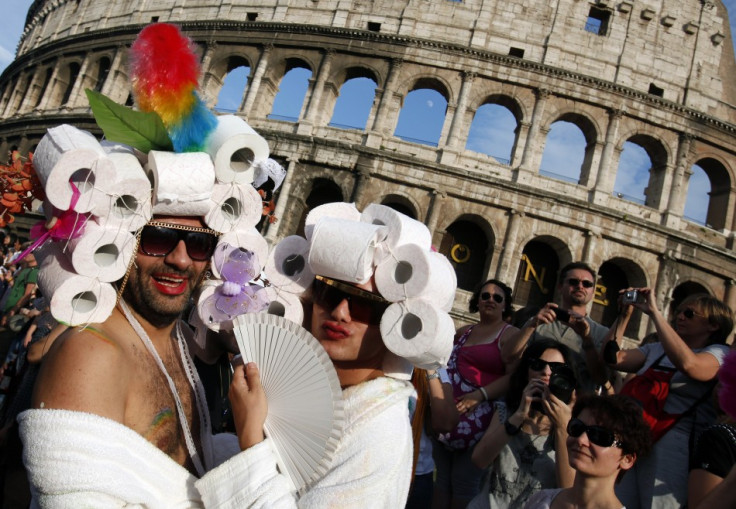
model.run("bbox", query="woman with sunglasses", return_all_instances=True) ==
[431,279,519,509]
[466,339,576,509]
[602,290,733,509]
[524,394,652,509]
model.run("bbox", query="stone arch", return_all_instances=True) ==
[614,132,670,208]
[268,57,313,122]
[214,55,252,113]
[686,157,732,231]
[512,234,573,310]
[539,112,599,184]
[592,257,648,337]
[329,66,379,131]
[465,94,522,165]
[394,76,450,147]
[438,213,494,292]
[380,192,422,221]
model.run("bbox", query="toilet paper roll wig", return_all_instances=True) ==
[262,202,457,378]
[29,23,281,327]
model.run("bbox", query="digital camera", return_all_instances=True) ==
[548,365,576,404]
[622,289,639,305]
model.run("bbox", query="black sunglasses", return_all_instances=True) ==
[678,308,702,320]
[567,418,622,448]
[567,278,595,289]
[312,275,390,325]
[529,358,567,373]
[139,222,219,262]
[481,292,504,303]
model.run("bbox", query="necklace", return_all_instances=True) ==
[119,300,210,476]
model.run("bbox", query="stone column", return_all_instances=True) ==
[100,47,126,99]
[425,189,447,237]
[370,58,403,136]
[654,251,678,327]
[725,280,736,328]
[662,133,694,229]
[66,56,91,108]
[265,157,298,243]
[18,69,42,113]
[495,209,524,282]
[242,44,273,119]
[200,41,219,99]
[581,228,601,265]
[515,88,549,183]
[510,121,530,168]
[301,49,335,127]
[36,64,61,111]
[591,108,623,203]
[445,72,475,149]
[350,167,372,206]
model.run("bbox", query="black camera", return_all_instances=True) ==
[622,289,639,305]
[548,365,576,404]
[555,308,571,323]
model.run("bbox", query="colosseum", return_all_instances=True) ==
[1,0,735,341]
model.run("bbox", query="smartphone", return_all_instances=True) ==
[555,308,571,322]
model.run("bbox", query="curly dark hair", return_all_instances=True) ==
[468,278,513,318]
[571,393,652,482]
[505,339,575,415]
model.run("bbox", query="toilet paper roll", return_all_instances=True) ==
[264,235,314,294]
[67,221,137,283]
[95,152,152,231]
[308,217,388,284]
[380,299,455,369]
[206,115,270,185]
[34,125,117,213]
[37,244,117,326]
[374,243,456,310]
[262,286,304,324]
[361,203,431,251]
[213,229,269,279]
[304,202,361,241]
[204,182,262,233]
[382,351,414,381]
[148,151,215,216]
[432,251,458,312]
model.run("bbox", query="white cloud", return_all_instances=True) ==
[427,100,434,108]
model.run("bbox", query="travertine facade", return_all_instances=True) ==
[2,0,736,340]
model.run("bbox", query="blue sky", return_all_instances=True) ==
[2,0,735,224]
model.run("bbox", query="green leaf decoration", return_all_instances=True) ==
[85,89,173,152]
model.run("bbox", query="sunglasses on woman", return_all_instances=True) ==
[567,418,622,448]
[481,292,504,303]
[529,358,567,373]
[678,308,702,320]
[139,222,219,262]
[312,275,390,325]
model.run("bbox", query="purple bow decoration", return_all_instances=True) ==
[201,243,270,325]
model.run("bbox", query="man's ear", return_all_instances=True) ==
[619,452,636,472]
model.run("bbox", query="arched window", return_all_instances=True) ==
[613,141,650,204]
[330,76,377,130]
[466,102,518,165]
[439,220,489,291]
[94,57,111,92]
[686,158,731,230]
[215,57,251,113]
[295,178,343,237]
[60,62,81,106]
[34,68,52,108]
[539,121,587,183]
[394,81,448,147]
[269,64,312,122]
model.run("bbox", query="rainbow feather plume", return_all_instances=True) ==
[129,23,217,152]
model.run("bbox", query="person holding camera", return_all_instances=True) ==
[467,339,576,509]
[502,262,610,394]
[602,290,733,509]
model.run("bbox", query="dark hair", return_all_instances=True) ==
[677,293,734,345]
[558,262,597,283]
[506,339,574,414]
[571,393,652,481]
[469,279,513,317]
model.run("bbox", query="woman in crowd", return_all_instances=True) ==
[688,348,736,509]
[467,339,576,509]
[432,279,518,508]
[603,290,733,509]
[524,393,652,509]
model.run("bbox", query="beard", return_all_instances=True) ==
[121,260,203,329]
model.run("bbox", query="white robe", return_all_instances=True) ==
[19,376,414,508]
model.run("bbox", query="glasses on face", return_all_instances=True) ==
[139,222,219,262]
[567,278,595,289]
[481,292,504,304]
[529,358,567,373]
[312,275,390,325]
[567,418,622,448]
[678,308,702,320]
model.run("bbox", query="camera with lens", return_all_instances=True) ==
[554,308,571,323]
[548,365,576,404]
[622,289,639,305]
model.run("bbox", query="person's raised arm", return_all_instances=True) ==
[543,389,575,488]
[500,304,558,364]
[600,301,647,374]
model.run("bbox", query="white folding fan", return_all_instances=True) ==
[232,313,345,493]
